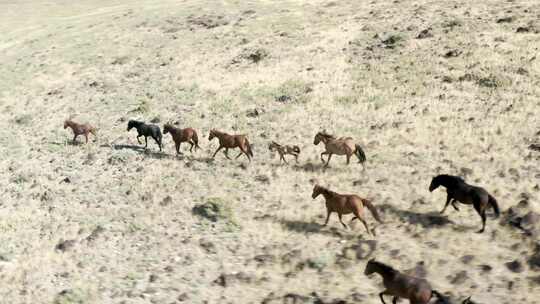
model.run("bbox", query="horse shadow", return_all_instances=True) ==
[292,162,335,173]
[379,204,455,229]
[279,219,357,239]
[108,144,171,160]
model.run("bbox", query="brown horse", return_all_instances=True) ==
[429,174,500,233]
[163,124,200,155]
[268,141,300,164]
[208,129,253,161]
[364,259,444,304]
[311,184,382,235]
[64,119,97,143]
[313,131,366,168]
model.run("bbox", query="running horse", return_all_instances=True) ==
[208,129,253,162]
[429,174,500,233]
[63,119,97,144]
[313,131,366,168]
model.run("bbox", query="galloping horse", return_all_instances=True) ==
[311,184,382,235]
[127,120,163,151]
[268,141,300,164]
[64,119,97,144]
[313,131,366,168]
[364,259,444,304]
[208,129,253,162]
[163,123,200,155]
[429,174,500,233]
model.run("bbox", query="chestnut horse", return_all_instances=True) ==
[313,131,366,168]
[311,184,382,235]
[64,119,97,143]
[429,174,500,233]
[208,129,253,161]
[163,124,200,155]
[364,259,444,304]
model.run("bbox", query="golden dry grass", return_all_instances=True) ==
[1,0,540,303]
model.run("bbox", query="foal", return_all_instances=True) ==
[364,259,444,304]
[311,184,382,235]
[208,129,253,161]
[429,174,500,233]
[127,120,162,151]
[268,141,300,164]
[64,119,97,143]
[163,123,200,155]
[313,131,366,168]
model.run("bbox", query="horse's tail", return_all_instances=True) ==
[430,290,444,301]
[245,138,254,157]
[362,199,383,223]
[192,130,201,150]
[488,194,500,218]
[292,146,300,154]
[355,144,366,163]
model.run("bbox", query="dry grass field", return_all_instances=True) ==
[1,0,540,303]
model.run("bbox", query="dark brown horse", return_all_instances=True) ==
[311,184,382,235]
[163,124,200,155]
[364,259,444,304]
[429,174,500,233]
[64,119,97,143]
[208,129,253,161]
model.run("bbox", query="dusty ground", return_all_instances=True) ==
[1,0,540,303]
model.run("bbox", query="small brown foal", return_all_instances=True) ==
[64,119,97,143]
[268,141,300,164]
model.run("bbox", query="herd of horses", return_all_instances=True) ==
[63,118,498,304]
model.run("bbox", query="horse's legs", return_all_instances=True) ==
[212,146,223,158]
[323,210,331,226]
[72,134,78,143]
[379,292,388,304]
[176,142,180,155]
[136,135,142,144]
[451,200,460,211]
[346,153,351,165]
[151,136,161,151]
[235,151,243,159]
[144,136,148,149]
[224,148,231,159]
[474,203,486,233]
[338,213,347,229]
[320,152,328,163]
[325,153,333,167]
[294,154,299,163]
[281,154,288,165]
[237,146,251,162]
[189,141,194,152]
[392,296,398,304]
[440,194,452,214]
[84,133,89,143]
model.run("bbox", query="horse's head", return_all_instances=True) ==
[312,184,324,199]
[163,124,172,134]
[313,133,322,145]
[127,120,135,131]
[364,258,377,275]
[268,141,278,151]
[63,120,69,129]
[208,129,216,141]
[428,176,440,192]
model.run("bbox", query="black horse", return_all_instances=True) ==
[429,174,500,233]
[127,120,162,151]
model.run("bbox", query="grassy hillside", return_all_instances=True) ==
[1,0,539,303]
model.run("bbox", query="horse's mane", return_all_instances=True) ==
[370,260,398,275]
[436,174,465,183]
[318,131,336,139]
